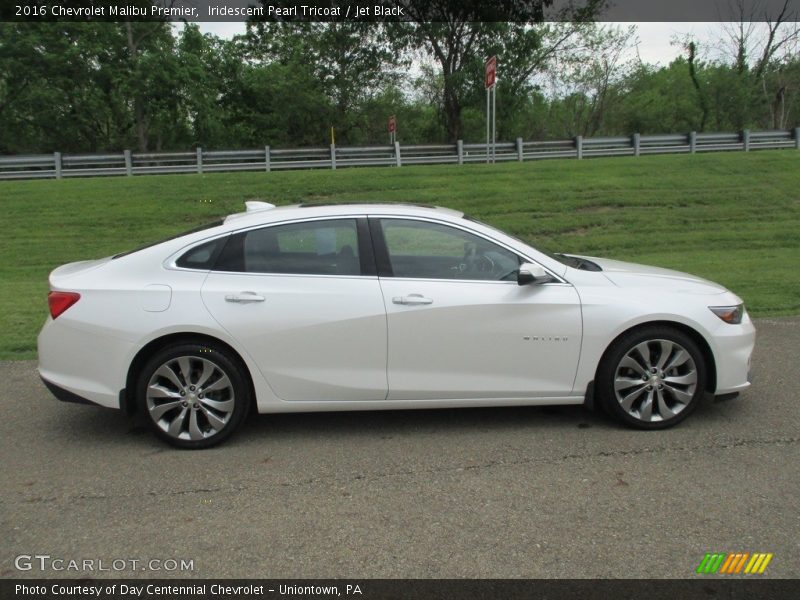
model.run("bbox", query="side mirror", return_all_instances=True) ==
[517,263,553,286]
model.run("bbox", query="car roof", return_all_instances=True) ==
[223,202,465,227]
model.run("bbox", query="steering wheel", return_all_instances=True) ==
[455,249,496,277]
[472,253,495,273]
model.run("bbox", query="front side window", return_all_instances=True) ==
[215,219,361,276]
[379,219,520,281]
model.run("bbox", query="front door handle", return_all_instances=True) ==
[225,292,265,303]
[392,294,433,306]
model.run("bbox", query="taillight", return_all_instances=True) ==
[48,291,81,319]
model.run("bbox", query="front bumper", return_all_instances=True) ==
[711,315,756,395]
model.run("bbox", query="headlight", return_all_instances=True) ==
[709,304,744,324]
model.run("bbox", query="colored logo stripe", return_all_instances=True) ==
[719,553,748,574]
[697,553,773,574]
[745,553,773,574]
[696,553,726,574]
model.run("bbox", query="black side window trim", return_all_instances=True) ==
[213,231,245,272]
[356,218,378,276]
[368,217,393,277]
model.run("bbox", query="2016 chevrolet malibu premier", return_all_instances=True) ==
[38,202,755,448]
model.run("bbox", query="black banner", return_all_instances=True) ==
[3,579,800,600]
[2,0,799,23]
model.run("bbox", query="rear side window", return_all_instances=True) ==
[214,219,361,276]
[175,237,227,270]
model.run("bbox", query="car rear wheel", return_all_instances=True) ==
[136,343,251,448]
[597,327,707,429]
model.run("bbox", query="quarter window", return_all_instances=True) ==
[176,237,227,270]
[379,219,521,281]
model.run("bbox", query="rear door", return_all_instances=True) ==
[201,217,388,402]
[372,217,582,400]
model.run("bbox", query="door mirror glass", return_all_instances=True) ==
[517,263,553,286]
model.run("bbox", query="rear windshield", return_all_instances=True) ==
[112,220,224,259]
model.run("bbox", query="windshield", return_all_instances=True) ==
[464,215,601,271]
[464,215,563,261]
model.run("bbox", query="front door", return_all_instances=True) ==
[372,217,582,400]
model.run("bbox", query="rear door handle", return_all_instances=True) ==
[392,294,433,305]
[225,292,265,303]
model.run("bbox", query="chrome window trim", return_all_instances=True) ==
[164,215,367,275]
[163,212,568,285]
[371,214,569,285]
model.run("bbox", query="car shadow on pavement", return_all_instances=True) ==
[238,404,610,443]
[39,391,739,450]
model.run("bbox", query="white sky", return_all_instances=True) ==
[196,21,248,40]
[630,22,727,64]
[193,21,730,67]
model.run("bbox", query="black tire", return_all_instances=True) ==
[136,342,251,449]
[596,326,707,430]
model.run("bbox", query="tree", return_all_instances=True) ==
[245,19,405,143]
[173,25,239,148]
[611,60,705,134]
[387,1,608,141]
[0,23,134,153]
[538,24,635,137]
[0,20,188,154]
[686,41,710,131]
[227,60,331,147]
[118,19,181,151]
[683,0,800,130]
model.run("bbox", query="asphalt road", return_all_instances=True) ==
[1,317,798,580]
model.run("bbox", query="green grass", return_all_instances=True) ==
[1,151,798,360]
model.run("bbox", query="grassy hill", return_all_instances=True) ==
[1,150,798,359]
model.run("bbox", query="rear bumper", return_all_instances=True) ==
[41,377,106,408]
[38,316,131,410]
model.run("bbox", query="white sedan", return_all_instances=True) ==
[38,203,755,448]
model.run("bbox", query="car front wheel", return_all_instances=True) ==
[597,327,707,429]
[136,342,251,448]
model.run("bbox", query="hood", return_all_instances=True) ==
[574,256,729,295]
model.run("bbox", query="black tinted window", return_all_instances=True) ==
[176,237,227,270]
[215,220,361,276]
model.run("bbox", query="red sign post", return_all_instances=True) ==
[485,55,497,89]
[485,56,497,163]
[388,115,397,145]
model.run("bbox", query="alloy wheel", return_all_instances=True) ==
[146,356,235,441]
[613,339,698,423]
